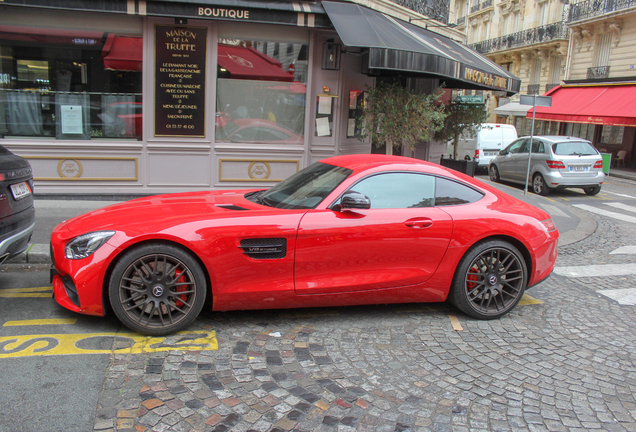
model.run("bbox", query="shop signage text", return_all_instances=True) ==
[198,8,249,19]
[464,67,508,89]
[155,25,207,137]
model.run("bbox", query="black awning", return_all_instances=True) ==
[322,1,520,96]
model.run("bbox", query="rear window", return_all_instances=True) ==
[435,177,484,206]
[552,141,597,156]
[480,127,502,141]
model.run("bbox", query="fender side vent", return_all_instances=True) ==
[240,238,286,259]
[215,204,249,211]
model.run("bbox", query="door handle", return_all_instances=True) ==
[405,219,433,229]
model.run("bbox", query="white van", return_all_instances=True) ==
[448,124,518,168]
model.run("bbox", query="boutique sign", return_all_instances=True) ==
[155,25,207,137]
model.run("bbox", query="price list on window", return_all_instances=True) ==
[155,25,207,137]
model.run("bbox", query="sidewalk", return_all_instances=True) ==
[609,166,636,181]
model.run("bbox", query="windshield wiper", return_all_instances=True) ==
[256,191,277,207]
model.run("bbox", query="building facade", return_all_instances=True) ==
[0,0,519,195]
[451,0,569,135]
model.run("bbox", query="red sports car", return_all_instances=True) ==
[50,155,558,335]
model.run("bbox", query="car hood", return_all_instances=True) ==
[65,189,266,235]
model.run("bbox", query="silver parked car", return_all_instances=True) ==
[489,136,605,196]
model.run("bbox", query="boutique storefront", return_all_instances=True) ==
[0,0,520,195]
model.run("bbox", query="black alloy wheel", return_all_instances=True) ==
[532,173,550,196]
[489,165,500,182]
[109,243,207,336]
[448,240,527,320]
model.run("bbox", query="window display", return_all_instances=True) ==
[0,25,142,140]
[215,34,308,144]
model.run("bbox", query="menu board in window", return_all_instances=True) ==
[155,25,207,137]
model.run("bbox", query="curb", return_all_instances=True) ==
[5,243,51,265]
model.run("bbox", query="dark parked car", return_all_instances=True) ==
[0,145,35,264]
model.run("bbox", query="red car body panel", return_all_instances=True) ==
[50,155,558,318]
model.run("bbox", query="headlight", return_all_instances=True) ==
[65,231,115,260]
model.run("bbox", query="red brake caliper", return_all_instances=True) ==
[467,267,479,290]
[174,269,187,308]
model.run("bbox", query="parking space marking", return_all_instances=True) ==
[610,245,636,255]
[0,331,218,359]
[518,294,543,305]
[4,319,77,327]
[604,191,636,200]
[539,203,569,218]
[0,286,53,298]
[448,315,463,331]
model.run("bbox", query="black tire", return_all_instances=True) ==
[448,240,527,320]
[108,243,207,336]
[489,165,500,182]
[532,173,550,196]
[584,185,601,195]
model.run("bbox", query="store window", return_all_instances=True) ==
[215,26,308,144]
[0,24,142,140]
[601,125,624,145]
[564,123,595,141]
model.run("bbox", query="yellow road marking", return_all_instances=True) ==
[543,197,557,202]
[0,331,218,359]
[0,286,53,298]
[448,315,463,331]
[4,319,77,327]
[518,293,543,305]
[3,287,52,292]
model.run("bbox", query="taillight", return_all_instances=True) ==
[593,160,603,168]
[0,173,4,181]
[546,160,565,169]
[540,218,557,232]
[474,150,479,160]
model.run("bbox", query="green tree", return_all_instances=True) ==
[357,81,447,155]
[435,100,489,159]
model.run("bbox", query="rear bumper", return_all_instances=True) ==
[0,206,35,263]
[543,171,605,188]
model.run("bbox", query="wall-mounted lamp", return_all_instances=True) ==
[175,17,188,25]
[322,41,341,70]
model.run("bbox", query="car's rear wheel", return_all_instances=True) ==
[489,165,500,182]
[448,240,527,320]
[584,185,601,195]
[108,243,207,336]
[532,173,550,196]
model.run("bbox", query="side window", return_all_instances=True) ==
[349,173,436,209]
[531,140,545,153]
[507,139,526,153]
[435,177,484,206]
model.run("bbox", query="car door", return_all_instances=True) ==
[497,138,526,181]
[294,172,453,295]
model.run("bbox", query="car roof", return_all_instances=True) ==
[322,154,429,170]
[518,135,592,143]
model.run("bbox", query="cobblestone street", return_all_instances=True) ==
[92,212,636,432]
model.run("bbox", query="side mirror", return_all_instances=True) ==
[499,150,508,156]
[336,191,371,211]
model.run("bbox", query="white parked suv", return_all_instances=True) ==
[489,136,605,196]
[449,123,518,168]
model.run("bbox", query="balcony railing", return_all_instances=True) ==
[470,4,481,13]
[527,84,541,95]
[482,0,493,8]
[569,0,636,22]
[390,0,450,23]
[457,16,466,25]
[587,66,610,79]
[470,22,568,54]
[545,83,560,93]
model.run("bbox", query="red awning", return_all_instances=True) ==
[102,34,143,72]
[527,84,636,126]
[218,45,294,82]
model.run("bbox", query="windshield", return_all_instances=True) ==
[251,162,352,209]
[552,141,597,156]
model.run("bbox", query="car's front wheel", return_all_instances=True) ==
[584,185,601,196]
[489,165,500,182]
[532,173,550,196]
[448,240,527,320]
[108,243,207,336]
